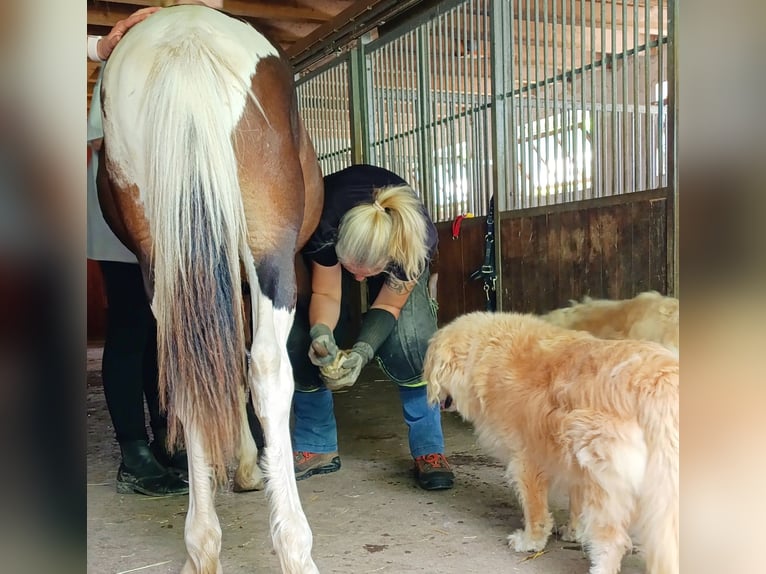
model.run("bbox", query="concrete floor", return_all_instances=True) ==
[86,346,645,574]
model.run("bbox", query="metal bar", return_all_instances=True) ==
[610,0,617,196]
[508,0,519,210]
[386,43,395,166]
[632,0,639,193]
[365,47,377,166]
[590,0,596,199]
[622,0,630,194]
[447,8,457,220]
[368,51,377,164]
[375,49,384,165]
[511,0,537,209]
[404,32,414,185]
[320,69,329,166]
[562,0,569,202]
[541,0,549,207]
[463,0,478,213]
[658,0,665,186]
[668,0,678,295]
[332,66,340,172]
[489,0,506,308]
[567,0,584,201]
[551,0,558,206]
[599,0,606,198]
[382,48,389,167]
[325,67,334,172]
[579,0,586,198]
[393,38,403,174]
[620,0,633,193]
[420,22,435,216]
[434,14,449,219]
[645,0,652,187]
[482,0,492,212]
[349,46,368,165]
[455,2,473,213]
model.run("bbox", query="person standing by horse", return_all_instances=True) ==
[290,164,455,491]
[88,5,188,496]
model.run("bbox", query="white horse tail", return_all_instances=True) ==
[144,37,249,483]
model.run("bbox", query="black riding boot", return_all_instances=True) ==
[117,440,188,496]
[149,429,189,480]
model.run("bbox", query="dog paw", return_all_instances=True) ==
[557,522,582,543]
[507,529,548,552]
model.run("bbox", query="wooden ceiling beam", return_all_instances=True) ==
[88,0,340,23]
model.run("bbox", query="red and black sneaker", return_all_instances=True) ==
[294,451,341,481]
[413,453,454,490]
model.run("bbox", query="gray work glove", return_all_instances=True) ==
[320,342,374,391]
[308,323,339,367]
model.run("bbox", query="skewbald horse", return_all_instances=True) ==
[97,5,322,573]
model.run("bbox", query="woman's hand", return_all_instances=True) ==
[96,6,161,60]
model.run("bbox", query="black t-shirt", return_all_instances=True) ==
[303,164,438,281]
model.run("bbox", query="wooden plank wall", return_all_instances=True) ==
[433,215,492,323]
[434,188,673,325]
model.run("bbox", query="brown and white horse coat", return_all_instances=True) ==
[98,5,322,573]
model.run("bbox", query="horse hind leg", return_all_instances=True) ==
[242,252,318,574]
[233,386,265,492]
[180,420,223,574]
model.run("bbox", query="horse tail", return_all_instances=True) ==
[143,38,250,483]
[634,361,679,574]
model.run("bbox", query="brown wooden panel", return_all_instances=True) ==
[434,222,463,325]
[518,217,536,313]
[630,200,652,293]
[556,208,587,308]
[500,216,522,312]
[649,197,668,292]
[461,218,492,315]
[586,208,606,297]
[436,189,671,321]
[537,213,569,313]
[434,217,489,325]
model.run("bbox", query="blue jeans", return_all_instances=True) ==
[292,384,444,458]
[290,269,445,458]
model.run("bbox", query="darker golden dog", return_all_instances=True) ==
[425,312,678,574]
[541,291,679,352]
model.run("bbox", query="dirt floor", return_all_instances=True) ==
[86,346,645,574]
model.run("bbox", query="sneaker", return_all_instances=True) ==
[413,453,454,490]
[294,451,341,481]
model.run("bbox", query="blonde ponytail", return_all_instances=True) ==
[336,185,428,280]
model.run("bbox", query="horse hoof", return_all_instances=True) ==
[233,473,265,492]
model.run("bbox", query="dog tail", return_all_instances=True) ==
[635,364,679,574]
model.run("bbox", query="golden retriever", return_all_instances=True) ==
[425,312,678,574]
[541,291,679,352]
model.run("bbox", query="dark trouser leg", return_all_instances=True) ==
[141,316,166,440]
[99,261,188,495]
[98,261,153,443]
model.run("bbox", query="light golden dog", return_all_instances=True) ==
[425,312,678,574]
[541,291,679,352]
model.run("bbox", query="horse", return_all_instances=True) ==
[96,4,323,573]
